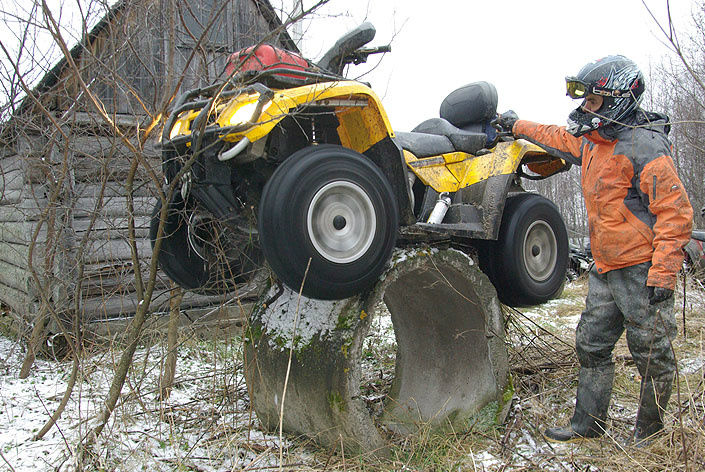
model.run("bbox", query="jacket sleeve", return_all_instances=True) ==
[513,120,583,166]
[526,158,571,177]
[640,155,693,289]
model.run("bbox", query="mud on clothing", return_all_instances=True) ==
[565,262,677,437]
[577,263,677,379]
[514,111,693,290]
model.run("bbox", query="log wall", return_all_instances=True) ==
[0,136,50,319]
[0,113,253,337]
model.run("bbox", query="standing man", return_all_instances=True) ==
[498,55,693,443]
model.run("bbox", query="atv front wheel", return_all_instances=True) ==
[480,193,568,307]
[149,193,261,294]
[258,145,398,300]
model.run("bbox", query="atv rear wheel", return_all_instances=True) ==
[149,193,261,294]
[480,193,568,307]
[258,145,398,300]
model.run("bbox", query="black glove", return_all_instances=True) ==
[648,286,674,305]
[496,110,519,133]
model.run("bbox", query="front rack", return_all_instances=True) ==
[161,67,346,145]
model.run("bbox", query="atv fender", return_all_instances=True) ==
[363,137,415,226]
[404,140,542,194]
[219,81,394,148]
[459,173,515,240]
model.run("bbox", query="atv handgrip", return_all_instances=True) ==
[486,117,514,148]
[344,45,392,66]
[490,116,514,134]
[357,45,392,55]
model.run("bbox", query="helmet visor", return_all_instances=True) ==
[565,78,589,99]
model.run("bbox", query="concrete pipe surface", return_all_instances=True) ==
[243,248,510,456]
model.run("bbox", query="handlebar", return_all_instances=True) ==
[487,116,514,148]
[490,116,514,135]
[342,45,391,66]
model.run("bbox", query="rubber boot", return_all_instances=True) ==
[632,378,672,446]
[544,365,613,441]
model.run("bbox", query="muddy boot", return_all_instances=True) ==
[632,378,672,446]
[544,365,613,441]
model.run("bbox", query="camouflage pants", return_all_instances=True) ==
[576,262,677,382]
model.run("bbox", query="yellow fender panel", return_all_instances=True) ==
[217,81,394,152]
[405,140,550,193]
[404,151,461,191]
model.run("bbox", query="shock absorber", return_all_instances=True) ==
[427,192,451,224]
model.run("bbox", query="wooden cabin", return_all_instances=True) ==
[0,0,297,339]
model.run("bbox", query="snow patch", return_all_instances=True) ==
[679,356,704,374]
[448,247,475,265]
[388,246,438,267]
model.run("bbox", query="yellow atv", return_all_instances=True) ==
[152,23,569,306]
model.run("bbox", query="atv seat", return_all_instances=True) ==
[692,230,705,242]
[394,131,454,158]
[394,118,488,158]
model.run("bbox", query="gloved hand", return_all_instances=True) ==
[496,110,519,133]
[648,286,674,305]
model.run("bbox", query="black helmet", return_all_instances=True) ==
[565,55,645,136]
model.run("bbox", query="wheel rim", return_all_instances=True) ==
[307,180,377,264]
[522,220,558,282]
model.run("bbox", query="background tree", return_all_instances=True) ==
[647,1,705,228]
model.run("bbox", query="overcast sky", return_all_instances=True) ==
[290,0,698,131]
[3,1,697,131]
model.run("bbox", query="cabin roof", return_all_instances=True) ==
[21,0,299,116]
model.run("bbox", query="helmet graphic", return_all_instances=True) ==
[565,55,645,136]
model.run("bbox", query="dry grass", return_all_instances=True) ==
[490,275,705,472]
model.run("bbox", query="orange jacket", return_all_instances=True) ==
[514,113,693,289]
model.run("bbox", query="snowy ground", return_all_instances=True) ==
[1,279,704,471]
[0,333,294,472]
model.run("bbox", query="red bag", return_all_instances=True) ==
[225,44,311,79]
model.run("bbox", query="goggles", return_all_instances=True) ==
[565,77,634,99]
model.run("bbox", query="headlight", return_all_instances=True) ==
[229,101,260,127]
[169,120,184,140]
[228,100,272,127]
